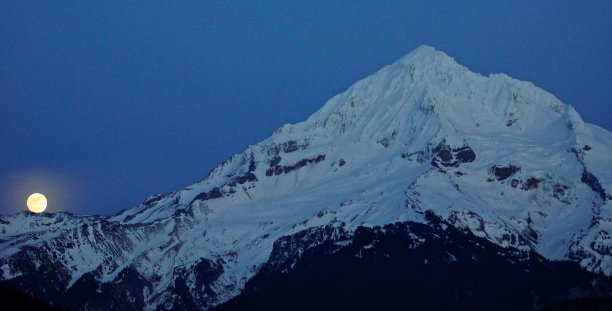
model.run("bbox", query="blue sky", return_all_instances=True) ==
[1,1,611,215]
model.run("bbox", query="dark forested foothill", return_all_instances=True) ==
[215,214,611,311]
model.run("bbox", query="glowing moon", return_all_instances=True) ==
[27,193,47,213]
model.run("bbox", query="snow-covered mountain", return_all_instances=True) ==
[1,45,611,310]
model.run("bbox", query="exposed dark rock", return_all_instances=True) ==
[523,225,539,243]
[446,210,488,234]
[511,179,520,188]
[265,155,283,176]
[192,187,224,203]
[492,165,521,181]
[571,146,587,162]
[455,146,476,163]
[142,194,165,206]
[274,166,283,175]
[235,172,257,184]
[438,149,453,161]
[506,112,518,127]
[228,170,258,188]
[523,214,539,243]
[266,140,310,159]
[266,155,326,176]
[281,140,299,153]
[581,170,607,201]
[248,158,257,172]
[553,184,569,200]
[338,159,346,166]
[431,143,476,170]
[522,177,543,190]
[279,140,309,153]
[283,155,326,174]
[269,155,281,167]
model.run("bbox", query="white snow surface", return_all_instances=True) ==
[1,45,611,309]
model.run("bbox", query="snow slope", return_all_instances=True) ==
[1,45,611,309]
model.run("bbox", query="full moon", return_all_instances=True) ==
[27,193,47,213]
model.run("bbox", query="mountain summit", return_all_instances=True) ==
[1,46,611,310]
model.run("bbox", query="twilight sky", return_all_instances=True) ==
[1,1,611,216]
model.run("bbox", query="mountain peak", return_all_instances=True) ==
[298,45,572,146]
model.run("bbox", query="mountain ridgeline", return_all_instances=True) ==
[1,46,611,310]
